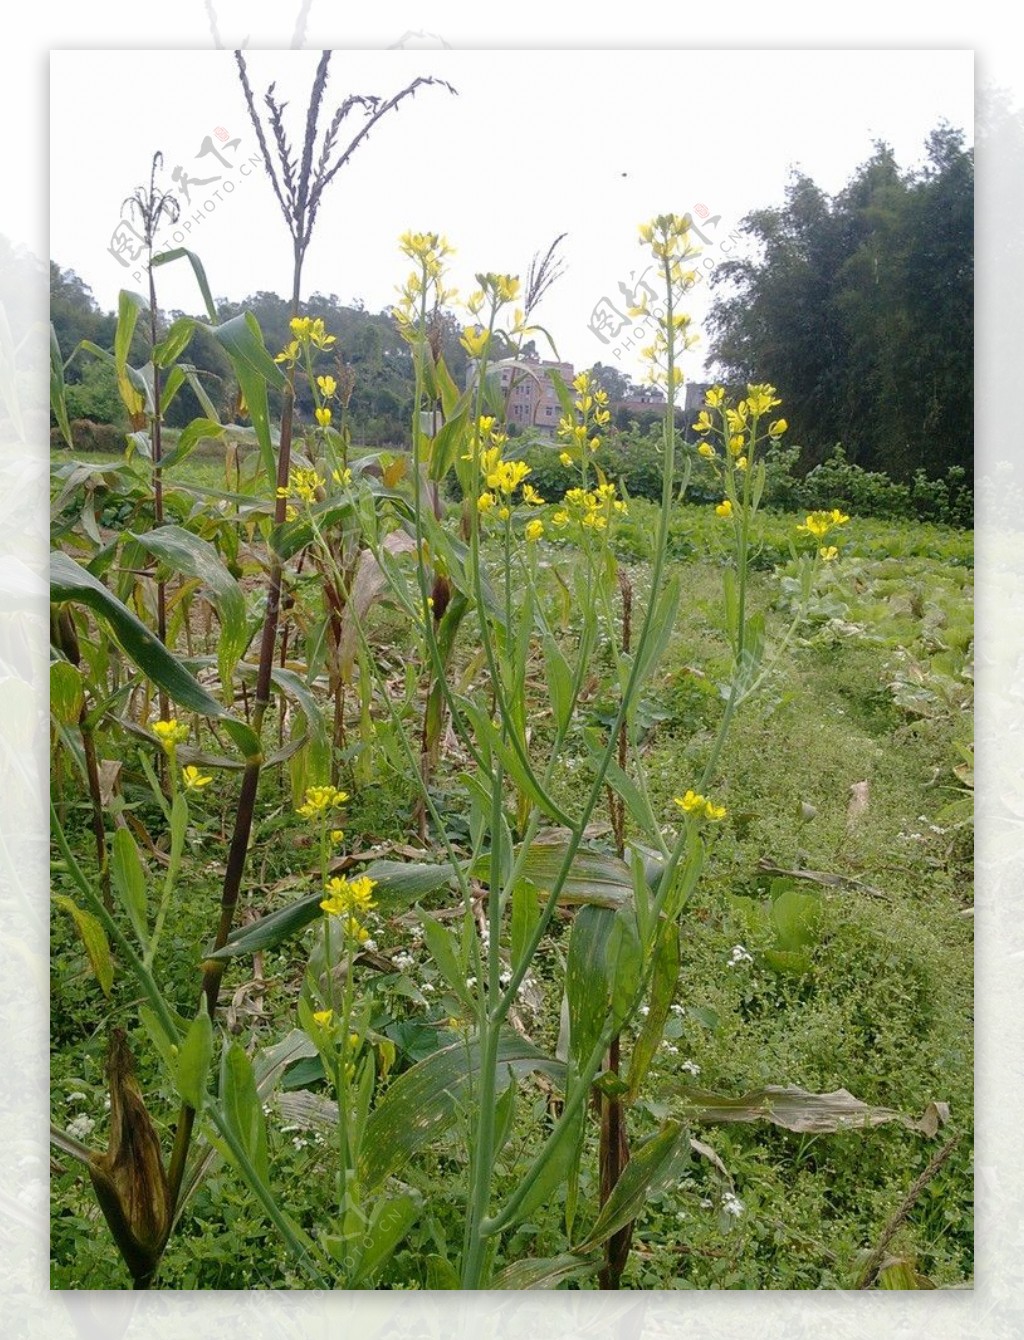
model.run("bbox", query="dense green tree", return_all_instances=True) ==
[706,124,973,481]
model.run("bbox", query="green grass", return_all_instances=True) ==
[49,498,973,1290]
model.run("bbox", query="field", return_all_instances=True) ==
[50,432,973,1290]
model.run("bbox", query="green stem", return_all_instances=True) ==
[50,802,180,1044]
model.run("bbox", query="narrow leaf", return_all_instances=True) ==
[50,660,85,724]
[675,1084,950,1136]
[475,840,632,910]
[110,827,149,948]
[574,1119,689,1253]
[176,1009,214,1110]
[54,894,114,996]
[626,920,681,1101]
[131,524,247,700]
[492,1252,600,1290]
[360,1034,564,1191]
[350,1193,421,1287]
[219,1041,269,1182]
[159,418,225,471]
[50,323,73,447]
[153,247,218,322]
[421,915,473,1008]
[50,550,260,761]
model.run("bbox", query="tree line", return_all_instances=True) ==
[706,123,973,483]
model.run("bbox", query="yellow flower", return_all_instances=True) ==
[477,491,496,513]
[521,483,545,506]
[330,829,345,843]
[297,784,349,820]
[525,519,544,542]
[769,418,788,437]
[559,451,574,468]
[461,326,490,358]
[705,387,725,408]
[317,375,337,398]
[728,433,746,456]
[320,875,378,921]
[725,405,748,433]
[314,406,332,427]
[552,509,569,528]
[309,318,336,350]
[495,274,520,303]
[152,719,189,750]
[290,316,312,339]
[693,410,714,434]
[744,383,782,416]
[797,509,850,540]
[819,546,839,561]
[278,466,325,505]
[715,500,733,519]
[736,456,748,471]
[333,467,353,487]
[182,765,212,791]
[674,790,727,822]
[697,442,716,460]
[313,1009,334,1027]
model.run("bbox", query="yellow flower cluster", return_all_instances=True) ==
[320,874,378,942]
[297,784,349,820]
[693,385,788,519]
[393,231,458,339]
[674,789,727,822]
[152,719,189,750]
[638,213,697,261]
[796,508,850,540]
[556,370,611,463]
[552,482,627,533]
[276,466,325,507]
[398,230,453,271]
[276,314,337,364]
[459,273,524,357]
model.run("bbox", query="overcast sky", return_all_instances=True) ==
[50,48,973,383]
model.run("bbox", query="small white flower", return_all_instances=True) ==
[466,976,477,989]
[700,1197,713,1209]
[421,982,435,993]
[722,1191,745,1218]
[662,1042,678,1055]
[638,1004,650,1017]
[680,1059,701,1076]
[499,970,512,987]
[363,938,378,952]
[728,944,753,966]
[669,1004,684,1016]
[67,1114,95,1141]
[65,1091,88,1105]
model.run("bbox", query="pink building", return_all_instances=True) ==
[493,354,576,437]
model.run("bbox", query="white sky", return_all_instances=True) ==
[49,48,973,382]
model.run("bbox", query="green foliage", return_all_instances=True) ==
[707,125,973,483]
